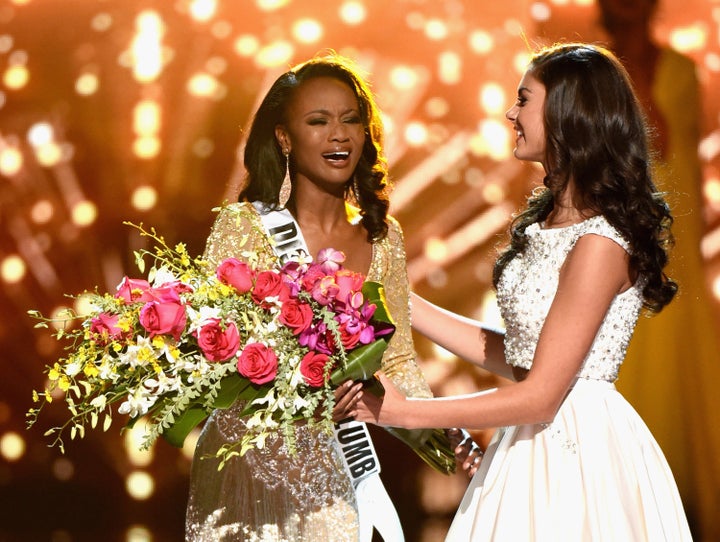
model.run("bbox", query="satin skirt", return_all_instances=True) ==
[446,379,693,541]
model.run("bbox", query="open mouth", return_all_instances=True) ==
[322,151,350,162]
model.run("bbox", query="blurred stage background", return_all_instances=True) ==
[1,0,719,540]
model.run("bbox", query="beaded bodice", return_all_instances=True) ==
[496,215,644,382]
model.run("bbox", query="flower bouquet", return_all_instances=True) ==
[26,223,455,473]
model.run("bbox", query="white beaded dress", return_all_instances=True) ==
[445,215,692,541]
[185,202,433,541]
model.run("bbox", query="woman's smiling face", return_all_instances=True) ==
[276,76,365,194]
[505,71,547,166]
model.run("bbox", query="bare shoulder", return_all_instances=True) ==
[563,233,632,293]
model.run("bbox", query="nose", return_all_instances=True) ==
[329,119,350,141]
[505,105,517,122]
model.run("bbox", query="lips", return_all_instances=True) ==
[513,126,524,143]
[322,150,350,162]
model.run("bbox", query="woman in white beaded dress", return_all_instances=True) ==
[353,43,693,540]
[184,54,440,541]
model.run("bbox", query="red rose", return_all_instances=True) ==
[217,258,254,293]
[300,351,331,387]
[89,313,128,345]
[252,270,288,306]
[300,265,326,292]
[139,300,187,341]
[278,299,314,335]
[237,343,278,385]
[115,277,153,303]
[195,318,241,362]
[338,322,363,350]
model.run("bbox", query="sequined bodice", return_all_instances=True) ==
[496,215,644,382]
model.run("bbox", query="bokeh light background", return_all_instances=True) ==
[1,0,719,540]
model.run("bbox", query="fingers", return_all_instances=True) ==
[332,381,363,422]
[461,446,484,478]
[447,427,464,448]
[333,380,353,400]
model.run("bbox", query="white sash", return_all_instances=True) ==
[253,201,405,542]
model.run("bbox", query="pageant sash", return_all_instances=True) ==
[253,201,405,542]
[252,201,310,262]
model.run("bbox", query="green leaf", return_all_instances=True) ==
[237,383,272,417]
[213,373,253,409]
[361,282,396,328]
[330,339,388,387]
[161,406,211,448]
[161,374,253,448]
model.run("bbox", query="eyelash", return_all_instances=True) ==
[308,117,361,125]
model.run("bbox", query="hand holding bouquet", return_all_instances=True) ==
[27,222,455,474]
[27,224,394,467]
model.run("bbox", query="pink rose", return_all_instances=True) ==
[115,277,153,303]
[300,351,331,387]
[89,313,127,345]
[139,300,187,341]
[195,318,241,362]
[252,270,288,306]
[278,299,314,335]
[217,258,254,293]
[237,343,278,385]
[147,281,192,302]
[334,270,365,305]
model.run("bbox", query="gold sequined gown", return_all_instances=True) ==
[185,202,432,541]
[446,216,692,541]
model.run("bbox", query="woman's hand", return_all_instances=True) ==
[447,428,484,478]
[332,380,363,423]
[354,371,406,427]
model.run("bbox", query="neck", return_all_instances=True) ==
[291,190,350,234]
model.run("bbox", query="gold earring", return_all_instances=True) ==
[279,148,291,208]
[353,176,360,203]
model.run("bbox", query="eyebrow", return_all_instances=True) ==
[303,107,359,117]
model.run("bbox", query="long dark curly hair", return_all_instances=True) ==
[240,53,390,242]
[493,43,677,313]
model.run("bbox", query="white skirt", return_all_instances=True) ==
[446,379,693,541]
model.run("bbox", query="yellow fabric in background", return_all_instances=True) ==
[618,48,720,542]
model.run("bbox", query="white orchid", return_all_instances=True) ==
[118,386,157,418]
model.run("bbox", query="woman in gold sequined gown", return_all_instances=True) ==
[184,54,434,541]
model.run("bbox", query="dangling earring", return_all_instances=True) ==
[353,176,361,204]
[279,148,291,208]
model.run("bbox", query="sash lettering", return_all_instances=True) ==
[334,420,380,484]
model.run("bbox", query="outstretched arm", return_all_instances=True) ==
[411,292,510,379]
[356,235,632,431]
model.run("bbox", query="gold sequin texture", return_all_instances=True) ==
[185,202,433,541]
